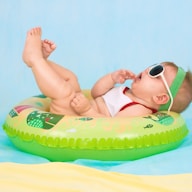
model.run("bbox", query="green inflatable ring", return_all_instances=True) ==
[3,90,189,161]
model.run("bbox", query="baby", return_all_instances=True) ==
[22,27,192,117]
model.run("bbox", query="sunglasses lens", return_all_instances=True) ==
[149,65,164,76]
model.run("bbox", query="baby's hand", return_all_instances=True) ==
[111,69,136,84]
[71,93,91,115]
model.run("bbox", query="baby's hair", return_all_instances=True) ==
[162,61,192,112]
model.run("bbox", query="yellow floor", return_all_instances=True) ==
[0,162,191,192]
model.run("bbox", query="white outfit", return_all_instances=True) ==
[102,86,132,117]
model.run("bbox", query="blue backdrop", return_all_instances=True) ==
[0,0,192,174]
[0,0,191,122]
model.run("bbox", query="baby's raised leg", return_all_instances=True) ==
[41,39,81,92]
[48,61,81,92]
[22,27,78,100]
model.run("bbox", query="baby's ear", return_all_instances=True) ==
[152,93,170,105]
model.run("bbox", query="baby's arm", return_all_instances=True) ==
[71,93,107,117]
[91,69,136,98]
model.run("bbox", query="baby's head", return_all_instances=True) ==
[159,62,192,113]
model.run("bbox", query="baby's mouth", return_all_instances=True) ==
[134,73,142,82]
[138,73,142,79]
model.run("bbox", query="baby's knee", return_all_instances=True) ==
[69,77,81,92]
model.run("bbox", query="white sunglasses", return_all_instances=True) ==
[148,64,173,112]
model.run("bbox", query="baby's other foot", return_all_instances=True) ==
[42,39,56,59]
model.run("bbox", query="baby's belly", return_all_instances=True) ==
[92,97,111,117]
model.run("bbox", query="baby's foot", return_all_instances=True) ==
[42,39,56,59]
[22,27,44,67]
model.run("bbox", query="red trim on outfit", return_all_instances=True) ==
[120,87,158,114]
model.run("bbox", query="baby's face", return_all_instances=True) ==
[131,64,176,100]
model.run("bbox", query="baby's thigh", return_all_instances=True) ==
[51,90,78,115]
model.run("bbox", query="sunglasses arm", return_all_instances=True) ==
[160,74,173,112]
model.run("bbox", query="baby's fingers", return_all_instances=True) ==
[124,70,136,79]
